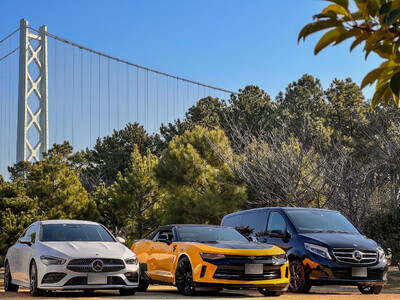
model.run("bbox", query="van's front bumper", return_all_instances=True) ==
[303,254,388,287]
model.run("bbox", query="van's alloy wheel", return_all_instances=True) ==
[288,260,311,293]
[175,257,195,296]
[4,262,19,292]
[358,285,383,294]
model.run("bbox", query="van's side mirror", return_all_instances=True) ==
[269,229,284,238]
[116,237,126,244]
[19,236,32,245]
[156,234,170,244]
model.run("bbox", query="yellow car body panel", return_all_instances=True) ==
[131,226,289,289]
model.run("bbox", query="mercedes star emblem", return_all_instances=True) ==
[92,259,104,272]
[352,250,363,262]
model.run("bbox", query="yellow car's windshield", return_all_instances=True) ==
[177,226,248,243]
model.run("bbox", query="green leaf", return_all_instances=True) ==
[386,8,400,25]
[334,28,361,45]
[314,28,346,54]
[371,82,390,110]
[390,71,400,99]
[327,0,349,9]
[350,34,368,51]
[298,20,343,43]
[373,44,394,59]
[380,2,392,15]
[361,68,384,89]
[322,4,349,16]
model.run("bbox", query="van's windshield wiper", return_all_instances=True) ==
[313,230,349,234]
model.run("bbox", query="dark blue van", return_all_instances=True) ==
[221,207,388,294]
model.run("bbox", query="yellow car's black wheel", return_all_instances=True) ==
[175,257,195,296]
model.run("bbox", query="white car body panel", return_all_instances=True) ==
[5,220,139,291]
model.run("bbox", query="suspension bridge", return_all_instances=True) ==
[0,19,235,177]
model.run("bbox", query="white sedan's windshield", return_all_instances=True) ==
[286,210,360,234]
[41,224,115,242]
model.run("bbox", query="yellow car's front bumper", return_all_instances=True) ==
[192,259,289,289]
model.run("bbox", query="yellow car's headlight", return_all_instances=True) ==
[272,254,287,265]
[200,253,226,260]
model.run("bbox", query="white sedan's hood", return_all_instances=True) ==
[38,241,134,259]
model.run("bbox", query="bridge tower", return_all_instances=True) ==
[17,19,49,162]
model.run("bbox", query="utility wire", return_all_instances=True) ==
[42,29,237,95]
[0,28,19,45]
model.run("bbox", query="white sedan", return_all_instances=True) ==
[4,220,139,296]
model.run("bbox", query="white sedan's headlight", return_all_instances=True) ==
[125,256,138,265]
[40,255,66,266]
[200,253,226,260]
[304,243,332,259]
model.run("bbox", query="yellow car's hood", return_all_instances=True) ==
[184,241,284,255]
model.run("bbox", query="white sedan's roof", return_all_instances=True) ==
[40,219,99,225]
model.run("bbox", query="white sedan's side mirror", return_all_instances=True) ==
[116,237,126,244]
[19,236,32,245]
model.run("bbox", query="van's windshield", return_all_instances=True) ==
[286,210,360,234]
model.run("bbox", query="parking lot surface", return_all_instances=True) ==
[0,267,399,299]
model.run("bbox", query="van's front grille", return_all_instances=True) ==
[332,249,377,265]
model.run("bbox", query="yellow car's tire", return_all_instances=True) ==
[175,257,195,296]
[137,280,149,292]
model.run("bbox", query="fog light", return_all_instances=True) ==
[41,272,67,284]
[125,272,138,282]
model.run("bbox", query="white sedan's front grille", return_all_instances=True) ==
[67,258,125,273]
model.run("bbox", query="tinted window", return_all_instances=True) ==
[222,214,243,229]
[267,212,286,235]
[153,229,174,242]
[286,210,360,234]
[177,226,248,243]
[25,225,37,244]
[240,211,268,236]
[41,224,115,242]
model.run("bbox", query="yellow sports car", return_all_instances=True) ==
[131,225,289,296]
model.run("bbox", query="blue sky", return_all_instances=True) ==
[0,0,381,100]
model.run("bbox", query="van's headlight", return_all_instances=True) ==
[304,243,331,259]
[40,255,66,266]
[200,253,226,260]
[125,256,138,265]
[377,247,386,262]
[272,254,287,265]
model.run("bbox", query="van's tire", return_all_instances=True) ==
[4,261,19,292]
[358,285,383,294]
[288,260,311,293]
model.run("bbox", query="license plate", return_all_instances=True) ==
[352,267,367,277]
[87,274,107,284]
[245,264,263,275]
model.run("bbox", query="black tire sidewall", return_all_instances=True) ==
[175,257,195,296]
[289,260,311,293]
